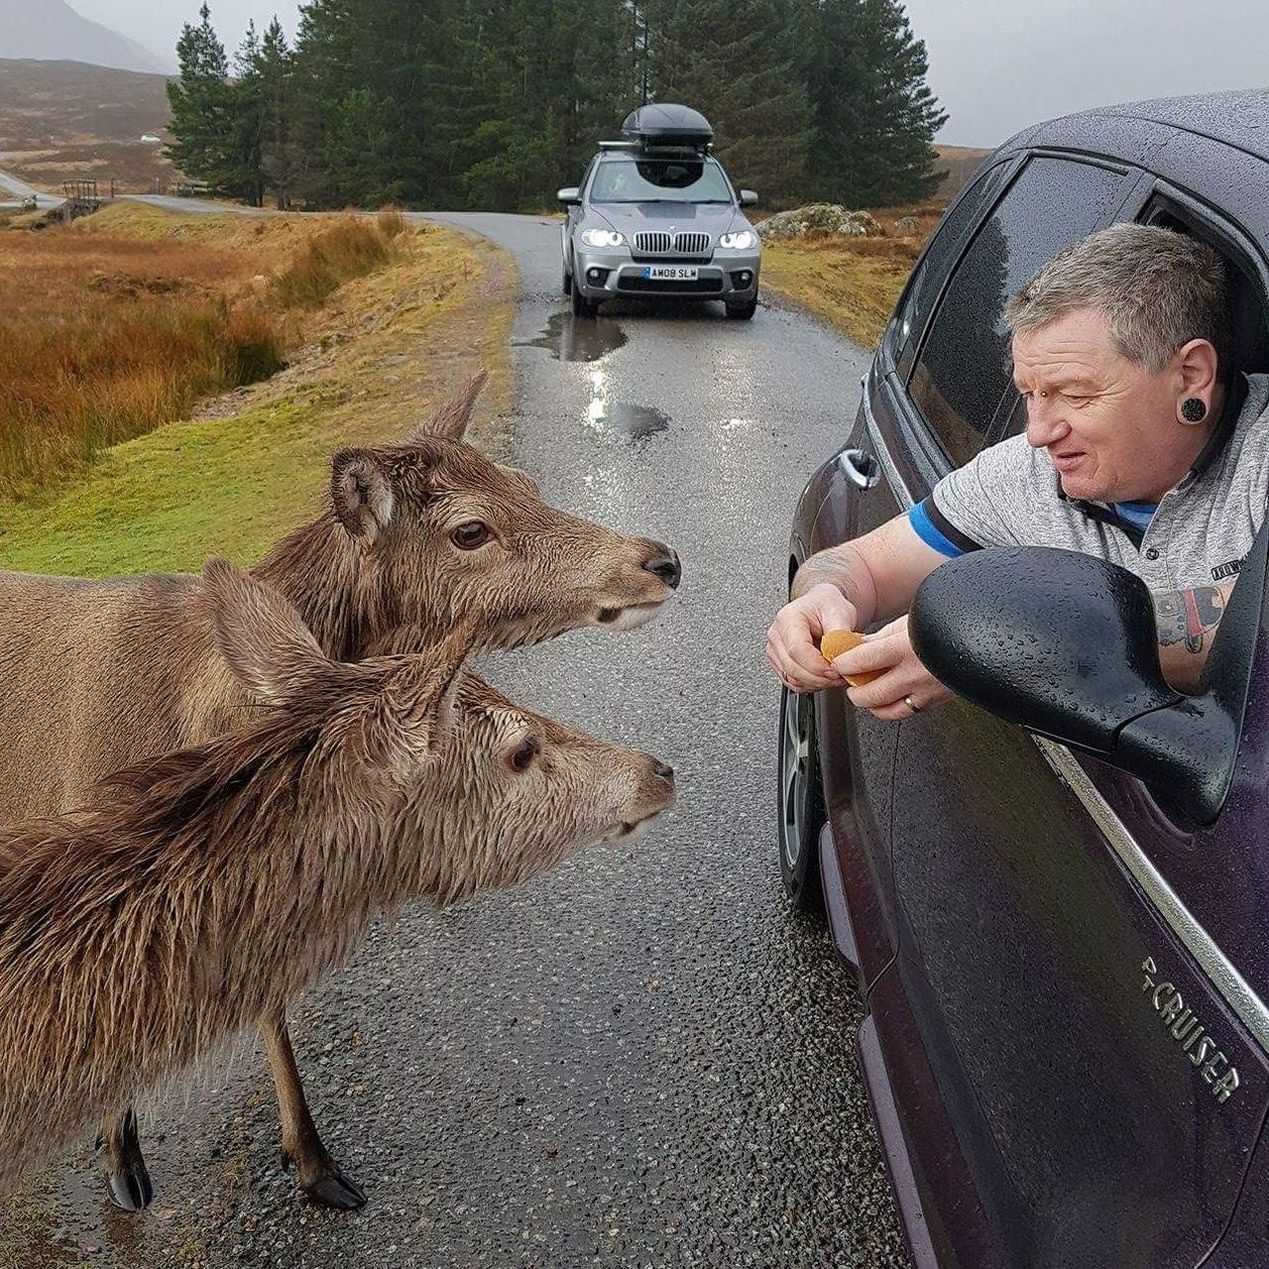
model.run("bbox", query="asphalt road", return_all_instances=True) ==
[0,213,910,1269]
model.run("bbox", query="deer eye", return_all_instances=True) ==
[450,521,491,550]
[509,737,540,772]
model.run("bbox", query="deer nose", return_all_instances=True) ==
[653,760,675,785]
[643,548,682,590]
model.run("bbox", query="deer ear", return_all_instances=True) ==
[331,449,394,545]
[360,625,473,777]
[202,557,327,704]
[407,369,487,443]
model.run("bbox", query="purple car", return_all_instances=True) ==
[779,89,1269,1268]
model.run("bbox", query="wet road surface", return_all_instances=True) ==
[0,213,911,1268]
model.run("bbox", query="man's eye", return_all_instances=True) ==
[450,521,491,550]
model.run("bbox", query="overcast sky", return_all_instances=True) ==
[70,0,1269,149]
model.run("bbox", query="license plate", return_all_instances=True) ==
[642,265,698,281]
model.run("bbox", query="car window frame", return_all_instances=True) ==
[884,156,1019,379]
[899,150,1139,475]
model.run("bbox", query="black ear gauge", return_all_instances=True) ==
[1181,397,1208,423]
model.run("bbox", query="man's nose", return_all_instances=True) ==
[1024,396,1069,448]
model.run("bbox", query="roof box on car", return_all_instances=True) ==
[621,103,714,150]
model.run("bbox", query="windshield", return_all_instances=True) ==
[588,156,733,204]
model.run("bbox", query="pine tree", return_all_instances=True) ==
[255,18,296,207]
[801,0,946,206]
[646,0,812,205]
[166,4,236,191]
[231,22,266,206]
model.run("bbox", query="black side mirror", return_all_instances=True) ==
[910,546,1245,827]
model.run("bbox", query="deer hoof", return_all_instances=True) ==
[302,1170,367,1210]
[108,1165,154,1212]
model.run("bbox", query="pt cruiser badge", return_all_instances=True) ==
[1141,957,1240,1103]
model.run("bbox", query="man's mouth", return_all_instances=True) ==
[1050,448,1085,473]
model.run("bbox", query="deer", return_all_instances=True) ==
[0,558,676,1191]
[0,371,681,1211]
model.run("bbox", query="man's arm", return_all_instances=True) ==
[790,513,952,624]
[1152,580,1236,694]
[767,512,952,694]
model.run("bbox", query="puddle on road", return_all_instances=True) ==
[584,400,670,442]
[515,311,627,362]
[582,367,669,443]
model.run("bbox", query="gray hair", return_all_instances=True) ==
[1005,223,1231,377]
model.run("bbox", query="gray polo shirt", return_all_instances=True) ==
[909,372,1269,594]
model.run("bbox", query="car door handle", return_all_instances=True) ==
[838,448,880,490]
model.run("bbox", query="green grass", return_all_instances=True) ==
[0,400,330,575]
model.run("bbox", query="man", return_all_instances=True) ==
[766,223,1269,718]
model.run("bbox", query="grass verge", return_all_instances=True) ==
[759,201,942,349]
[0,211,515,576]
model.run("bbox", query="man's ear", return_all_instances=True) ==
[331,448,394,545]
[359,624,474,778]
[406,369,487,443]
[202,557,328,704]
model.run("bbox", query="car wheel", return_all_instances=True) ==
[726,297,758,321]
[563,261,573,297]
[571,284,597,318]
[777,683,826,914]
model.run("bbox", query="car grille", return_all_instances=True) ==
[632,230,713,255]
[634,231,672,253]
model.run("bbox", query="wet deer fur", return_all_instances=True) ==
[0,560,674,1186]
[0,371,679,1203]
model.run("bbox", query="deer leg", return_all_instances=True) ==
[260,1011,367,1210]
[97,1106,154,1211]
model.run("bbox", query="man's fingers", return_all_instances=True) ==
[767,630,840,691]
[830,630,903,679]
[845,669,909,711]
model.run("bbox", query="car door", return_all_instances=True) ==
[813,158,1019,985]
[875,161,1269,1267]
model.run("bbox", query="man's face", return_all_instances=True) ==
[1012,306,1190,503]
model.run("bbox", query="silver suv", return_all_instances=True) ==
[558,104,761,321]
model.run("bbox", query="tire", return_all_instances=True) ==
[571,284,597,318]
[777,683,826,915]
[563,265,573,297]
[726,297,758,321]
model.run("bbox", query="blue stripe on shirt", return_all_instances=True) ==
[909,499,966,558]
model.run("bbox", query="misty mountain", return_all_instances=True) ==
[0,0,170,75]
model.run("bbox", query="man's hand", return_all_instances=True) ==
[766,583,859,693]
[829,615,953,720]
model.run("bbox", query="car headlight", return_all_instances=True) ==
[719,230,757,250]
[580,228,625,248]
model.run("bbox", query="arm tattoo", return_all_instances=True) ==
[791,554,848,599]
[1153,586,1226,654]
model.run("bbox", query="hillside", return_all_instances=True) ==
[0,0,167,74]
[935,145,995,199]
[0,58,176,194]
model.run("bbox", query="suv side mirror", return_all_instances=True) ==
[557,187,581,205]
[909,546,1247,827]
[740,189,759,207]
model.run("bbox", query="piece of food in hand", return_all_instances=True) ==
[820,629,882,687]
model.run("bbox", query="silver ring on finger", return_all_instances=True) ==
[904,694,921,714]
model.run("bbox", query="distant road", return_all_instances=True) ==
[0,165,63,209]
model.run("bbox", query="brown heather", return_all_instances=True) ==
[0,215,401,501]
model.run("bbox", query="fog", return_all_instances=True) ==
[70,0,1269,148]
